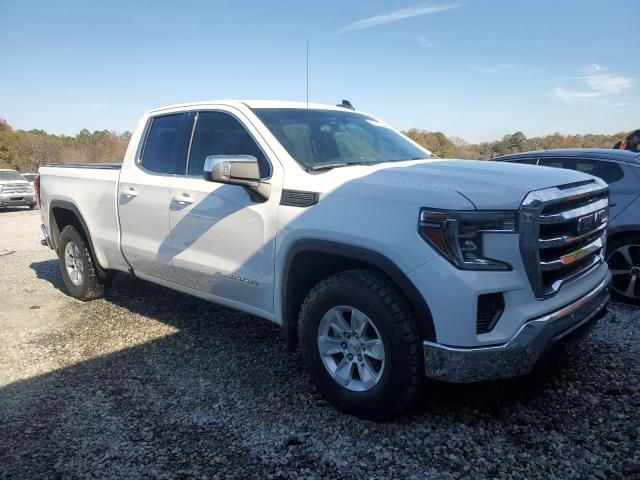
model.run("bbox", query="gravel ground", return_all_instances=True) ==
[0,208,638,479]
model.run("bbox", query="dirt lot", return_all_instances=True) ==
[0,208,639,479]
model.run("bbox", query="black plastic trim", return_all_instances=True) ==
[281,239,437,349]
[280,190,319,207]
[49,200,109,280]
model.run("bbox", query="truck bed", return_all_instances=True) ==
[39,163,128,272]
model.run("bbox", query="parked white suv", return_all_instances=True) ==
[38,101,611,419]
[0,169,37,210]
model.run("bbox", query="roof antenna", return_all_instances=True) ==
[306,40,309,109]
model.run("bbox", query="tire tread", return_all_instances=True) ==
[58,225,109,301]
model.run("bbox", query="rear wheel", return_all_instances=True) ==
[58,225,111,301]
[607,235,640,305]
[298,269,423,420]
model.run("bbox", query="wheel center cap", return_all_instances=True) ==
[347,338,362,355]
[632,266,640,276]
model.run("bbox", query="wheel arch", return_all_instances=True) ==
[280,239,436,351]
[607,225,640,250]
[49,200,108,280]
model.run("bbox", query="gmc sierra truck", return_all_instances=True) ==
[39,100,611,420]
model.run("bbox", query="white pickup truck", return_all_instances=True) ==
[39,100,611,419]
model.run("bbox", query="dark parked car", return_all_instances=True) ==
[493,149,640,304]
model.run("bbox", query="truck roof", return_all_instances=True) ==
[147,100,359,115]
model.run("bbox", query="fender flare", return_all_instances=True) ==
[281,239,437,348]
[49,199,108,279]
[608,223,640,238]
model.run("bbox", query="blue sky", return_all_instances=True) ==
[1,0,638,143]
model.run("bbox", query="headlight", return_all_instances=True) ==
[419,209,517,271]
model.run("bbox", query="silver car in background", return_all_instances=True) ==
[0,169,37,210]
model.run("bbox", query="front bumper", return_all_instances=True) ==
[423,275,611,383]
[0,193,36,207]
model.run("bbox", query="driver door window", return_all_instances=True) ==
[187,111,270,178]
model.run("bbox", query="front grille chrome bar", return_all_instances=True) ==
[540,237,604,271]
[539,198,609,224]
[538,222,607,249]
[2,184,31,194]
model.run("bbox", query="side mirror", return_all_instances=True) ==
[203,155,270,201]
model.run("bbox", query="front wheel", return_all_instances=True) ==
[298,269,423,420]
[58,225,111,301]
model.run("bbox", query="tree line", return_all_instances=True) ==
[0,119,131,173]
[0,117,629,173]
[404,129,627,159]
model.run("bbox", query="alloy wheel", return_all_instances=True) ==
[607,244,640,301]
[317,305,386,392]
[64,241,84,286]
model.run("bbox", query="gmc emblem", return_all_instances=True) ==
[577,209,607,234]
[577,214,595,234]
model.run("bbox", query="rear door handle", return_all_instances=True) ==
[172,193,195,205]
[122,187,138,198]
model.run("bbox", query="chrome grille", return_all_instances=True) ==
[520,179,609,299]
[1,183,32,194]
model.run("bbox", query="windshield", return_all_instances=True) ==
[0,171,26,181]
[253,108,431,169]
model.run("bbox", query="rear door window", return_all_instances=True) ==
[538,158,565,169]
[141,113,194,174]
[508,158,538,165]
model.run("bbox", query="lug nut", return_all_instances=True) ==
[345,333,350,339]
[347,354,353,361]
[341,343,347,350]
[358,354,363,362]
[354,333,359,339]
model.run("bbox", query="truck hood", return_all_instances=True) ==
[322,159,597,210]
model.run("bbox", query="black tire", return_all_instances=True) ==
[29,203,36,210]
[58,225,111,301]
[298,269,423,420]
[606,234,640,305]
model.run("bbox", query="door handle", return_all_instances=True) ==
[172,193,195,205]
[122,187,138,198]
[609,202,617,207]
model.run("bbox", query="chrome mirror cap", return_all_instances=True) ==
[203,155,269,201]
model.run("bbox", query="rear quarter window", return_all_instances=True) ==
[539,157,624,184]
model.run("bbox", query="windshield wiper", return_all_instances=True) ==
[307,161,377,172]
[307,157,429,172]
